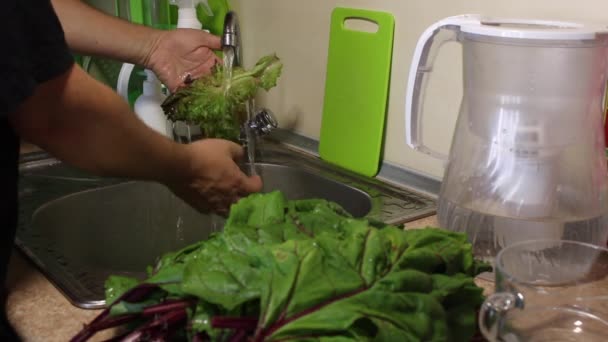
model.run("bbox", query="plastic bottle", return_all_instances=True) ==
[171,0,212,30]
[134,70,171,138]
[170,0,214,139]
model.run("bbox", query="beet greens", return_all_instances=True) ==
[72,191,490,341]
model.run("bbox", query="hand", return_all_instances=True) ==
[168,139,262,215]
[145,29,222,92]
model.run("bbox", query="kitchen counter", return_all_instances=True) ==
[6,215,494,342]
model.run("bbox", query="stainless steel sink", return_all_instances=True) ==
[255,163,371,217]
[17,140,436,308]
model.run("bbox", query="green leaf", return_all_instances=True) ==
[225,190,287,228]
[144,239,209,296]
[104,275,139,305]
[250,225,484,341]
[161,54,283,141]
[96,192,488,341]
[109,297,161,316]
[190,301,223,340]
[181,235,265,310]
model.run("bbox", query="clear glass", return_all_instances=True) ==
[438,34,608,262]
[479,240,608,341]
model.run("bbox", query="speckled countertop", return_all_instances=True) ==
[6,215,494,341]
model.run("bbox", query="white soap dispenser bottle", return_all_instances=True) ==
[134,69,171,138]
[169,0,213,140]
[172,0,213,31]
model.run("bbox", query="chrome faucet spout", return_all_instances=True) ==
[222,11,241,67]
[247,108,278,137]
[240,108,278,148]
[223,11,278,141]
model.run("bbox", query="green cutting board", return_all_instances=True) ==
[319,7,395,177]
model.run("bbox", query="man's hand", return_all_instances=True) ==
[145,29,222,92]
[51,0,222,92]
[168,139,262,215]
[12,65,260,217]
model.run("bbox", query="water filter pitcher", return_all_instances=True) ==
[406,15,608,261]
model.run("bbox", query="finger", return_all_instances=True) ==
[239,174,263,194]
[188,55,221,80]
[202,56,219,74]
[182,192,212,214]
[218,197,237,216]
[225,140,245,161]
[213,204,230,217]
[201,33,222,50]
[215,206,229,217]
[214,53,223,65]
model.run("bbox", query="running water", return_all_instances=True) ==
[222,46,257,176]
[222,46,234,96]
[245,98,257,176]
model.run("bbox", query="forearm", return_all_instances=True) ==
[10,64,188,184]
[51,0,160,67]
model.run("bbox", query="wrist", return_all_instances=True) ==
[140,29,166,70]
[159,141,195,185]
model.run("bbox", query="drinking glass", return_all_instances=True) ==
[479,240,608,341]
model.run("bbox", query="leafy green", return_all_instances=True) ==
[161,54,283,141]
[81,191,489,341]
[105,275,139,305]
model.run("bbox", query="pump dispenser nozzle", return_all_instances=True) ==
[170,0,213,29]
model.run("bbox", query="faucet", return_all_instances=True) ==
[222,11,278,142]
[222,11,242,67]
[246,108,278,136]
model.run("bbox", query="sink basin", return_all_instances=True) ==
[26,182,218,308]
[255,163,371,217]
[17,142,435,308]
[22,164,372,307]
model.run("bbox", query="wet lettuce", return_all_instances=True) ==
[161,54,283,141]
[72,191,490,342]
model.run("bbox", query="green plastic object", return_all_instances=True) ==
[113,0,175,28]
[72,53,83,67]
[319,7,395,177]
[197,0,230,35]
[83,1,178,108]
[110,1,175,107]
[128,0,145,24]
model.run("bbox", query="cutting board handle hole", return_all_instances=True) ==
[343,17,379,33]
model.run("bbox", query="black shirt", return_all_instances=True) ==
[1,0,73,337]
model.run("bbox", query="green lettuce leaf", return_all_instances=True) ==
[161,54,283,141]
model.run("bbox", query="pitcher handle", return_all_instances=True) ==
[405,14,481,161]
[479,292,525,341]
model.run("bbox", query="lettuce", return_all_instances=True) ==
[161,54,283,141]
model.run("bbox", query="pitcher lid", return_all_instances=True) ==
[457,14,608,40]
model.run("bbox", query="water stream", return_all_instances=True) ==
[222,47,234,95]
[222,46,257,176]
[245,98,257,176]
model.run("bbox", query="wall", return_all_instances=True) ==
[230,0,608,179]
